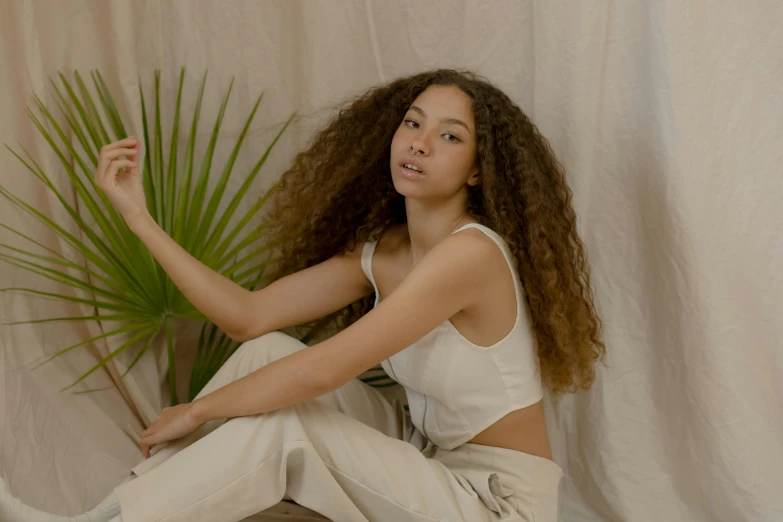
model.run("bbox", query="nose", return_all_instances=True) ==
[409,138,428,156]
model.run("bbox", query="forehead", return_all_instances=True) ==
[409,85,475,126]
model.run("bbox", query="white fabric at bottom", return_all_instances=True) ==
[114,332,563,522]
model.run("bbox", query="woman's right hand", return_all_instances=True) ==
[95,136,149,226]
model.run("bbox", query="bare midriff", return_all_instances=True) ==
[467,400,553,461]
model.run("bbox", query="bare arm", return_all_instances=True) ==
[128,212,373,341]
[234,245,373,342]
[127,213,254,339]
[191,229,502,423]
[97,137,372,342]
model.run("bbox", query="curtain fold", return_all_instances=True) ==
[1,1,780,520]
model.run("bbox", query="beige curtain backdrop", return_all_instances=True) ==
[1,1,781,521]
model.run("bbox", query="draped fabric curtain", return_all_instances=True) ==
[1,1,780,520]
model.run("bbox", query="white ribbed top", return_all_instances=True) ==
[360,223,544,449]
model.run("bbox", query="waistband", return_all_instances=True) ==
[430,442,564,516]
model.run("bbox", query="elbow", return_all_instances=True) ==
[227,294,272,344]
[226,316,254,343]
[226,308,259,343]
[228,322,270,344]
[222,290,260,343]
[223,317,249,343]
[227,329,248,343]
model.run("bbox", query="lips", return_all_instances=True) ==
[400,157,425,175]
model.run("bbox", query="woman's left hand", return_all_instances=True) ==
[140,402,203,459]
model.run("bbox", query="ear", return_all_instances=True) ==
[468,170,481,187]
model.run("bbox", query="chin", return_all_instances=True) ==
[390,175,426,198]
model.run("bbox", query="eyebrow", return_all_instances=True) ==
[408,105,472,135]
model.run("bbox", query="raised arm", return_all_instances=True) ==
[127,213,372,341]
[96,137,373,341]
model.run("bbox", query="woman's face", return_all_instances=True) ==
[389,84,480,200]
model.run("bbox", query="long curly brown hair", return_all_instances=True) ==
[262,68,605,396]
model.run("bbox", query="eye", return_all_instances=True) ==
[404,119,460,143]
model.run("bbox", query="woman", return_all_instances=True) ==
[1,69,605,522]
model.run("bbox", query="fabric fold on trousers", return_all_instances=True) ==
[115,332,562,522]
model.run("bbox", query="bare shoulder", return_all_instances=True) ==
[375,223,506,276]
[434,227,509,283]
[307,225,516,385]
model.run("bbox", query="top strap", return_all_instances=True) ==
[361,241,380,305]
[451,223,524,322]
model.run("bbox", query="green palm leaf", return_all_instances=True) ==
[0,68,302,404]
[1,67,381,407]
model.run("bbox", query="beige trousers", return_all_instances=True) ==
[114,332,563,522]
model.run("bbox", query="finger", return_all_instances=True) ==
[106,159,138,181]
[97,138,138,180]
[98,149,138,185]
[140,434,155,449]
[100,137,138,155]
[104,148,139,160]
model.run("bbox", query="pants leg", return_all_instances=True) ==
[131,331,416,480]
[114,332,532,522]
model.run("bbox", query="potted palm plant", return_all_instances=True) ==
[0,68,296,405]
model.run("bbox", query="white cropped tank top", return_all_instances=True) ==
[360,223,544,450]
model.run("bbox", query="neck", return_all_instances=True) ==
[404,194,474,265]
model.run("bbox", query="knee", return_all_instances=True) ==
[230,331,306,368]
